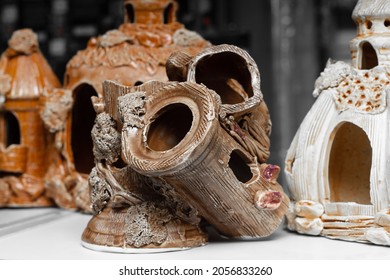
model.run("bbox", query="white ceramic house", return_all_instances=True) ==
[285,0,390,246]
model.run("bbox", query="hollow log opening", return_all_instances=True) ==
[71,84,97,174]
[228,149,253,183]
[195,52,254,104]
[360,42,378,70]
[147,103,193,151]
[328,122,372,204]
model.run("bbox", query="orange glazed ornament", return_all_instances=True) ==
[0,29,72,207]
[55,0,209,211]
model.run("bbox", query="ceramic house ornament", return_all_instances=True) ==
[285,0,390,246]
[55,0,209,211]
[0,29,73,207]
[81,44,288,253]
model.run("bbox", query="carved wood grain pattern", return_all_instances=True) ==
[122,81,288,238]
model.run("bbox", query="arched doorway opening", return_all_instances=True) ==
[328,122,371,204]
[71,84,97,174]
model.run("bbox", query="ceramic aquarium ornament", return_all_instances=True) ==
[46,0,210,211]
[81,44,289,252]
[0,29,72,207]
[285,0,390,246]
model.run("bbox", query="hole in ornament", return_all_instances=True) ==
[147,103,193,151]
[71,83,97,174]
[1,111,20,147]
[134,81,143,86]
[228,149,253,183]
[366,20,372,29]
[385,19,390,27]
[113,155,127,169]
[125,4,135,23]
[360,41,378,70]
[163,3,175,24]
[328,122,372,204]
[195,52,254,104]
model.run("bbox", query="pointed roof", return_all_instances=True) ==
[0,29,60,99]
[352,0,390,19]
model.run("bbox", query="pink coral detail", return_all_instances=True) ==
[255,191,282,210]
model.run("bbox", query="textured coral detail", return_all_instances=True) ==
[98,30,134,48]
[117,92,146,129]
[173,29,205,47]
[89,167,112,214]
[144,177,200,225]
[334,66,389,114]
[40,88,73,133]
[8,28,38,55]
[313,60,352,97]
[89,164,143,213]
[125,202,173,248]
[314,60,389,114]
[67,24,209,69]
[91,112,121,164]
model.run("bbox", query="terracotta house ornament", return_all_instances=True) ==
[82,44,288,253]
[0,29,74,207]
[285,0,390,246]
[55,0,209,211]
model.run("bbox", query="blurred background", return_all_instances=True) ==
[0,0,358,185]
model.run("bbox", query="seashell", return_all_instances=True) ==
[365,228,390,246]
[295,217,323,236]
[374,208,390,227]
[294,200,324,219]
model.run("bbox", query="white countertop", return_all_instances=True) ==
[0,208,389,260]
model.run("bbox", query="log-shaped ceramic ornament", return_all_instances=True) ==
[82,81,208,253]
[118,81,288,238]
[285,0,390,246]
[82,43,287,252]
